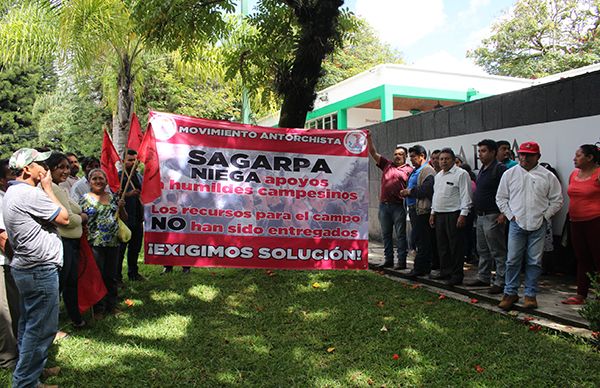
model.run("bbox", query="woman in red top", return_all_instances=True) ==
[562,144,600,304]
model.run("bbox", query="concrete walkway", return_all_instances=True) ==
[368,240,596,338]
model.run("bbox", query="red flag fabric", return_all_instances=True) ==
[78,235,107,313]
[138,125,161,203]
[127,113,143,152]
[100,128,121,192]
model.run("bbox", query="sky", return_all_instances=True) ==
[242,0,516,75]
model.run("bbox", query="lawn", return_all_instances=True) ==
[2,266,599,387]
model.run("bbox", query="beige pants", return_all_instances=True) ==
[0,265,19,369]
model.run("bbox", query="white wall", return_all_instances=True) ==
[347,108,410,129]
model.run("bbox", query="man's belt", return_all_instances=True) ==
[476,210,500,216]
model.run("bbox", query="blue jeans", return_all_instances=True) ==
[504,220,545,297]
[378,202,407,266]
[11,266,59,388]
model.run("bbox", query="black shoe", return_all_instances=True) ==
[488,285,504,294]
[444,279,463,286]
[464,279,489,287]
[429,273,450,280]
[161,267,173,275]
[376,263,393,269]
[406,270,429,279]
[182,267,191,274]
[393,264,407,270]
[128,273,146,281]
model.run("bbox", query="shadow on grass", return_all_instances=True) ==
[3,267,600,387]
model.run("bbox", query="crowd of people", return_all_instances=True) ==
[0,148,148,388]
[369,134,600,311]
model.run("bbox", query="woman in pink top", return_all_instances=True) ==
[562,144,600,305]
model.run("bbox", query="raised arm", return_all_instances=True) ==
[367,131,381,164]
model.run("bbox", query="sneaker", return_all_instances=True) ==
[488,285,504,294]
[72,320,86,329]
[393,263,407,270]
[54,331,69,342]
[498,294,519,311]
[523,296,538,309]
[182,267,191,274]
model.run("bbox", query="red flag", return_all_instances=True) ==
[138,125,161,203]
[78,235,107,313]
[100,128,121,192]
[127,113,143,152]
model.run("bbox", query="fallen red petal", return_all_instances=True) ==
[470,298,478,304]
[529,324,542,332]
[523,316,535,322]
[592,331,599,339]
[392,353,399,360]
[438,294,447,300]
[475,365,485,373]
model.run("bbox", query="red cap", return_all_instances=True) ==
[518,141,540,154]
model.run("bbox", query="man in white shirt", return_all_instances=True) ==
[70,156,101,202]
[429,148,472,286]
[496,141,563,310]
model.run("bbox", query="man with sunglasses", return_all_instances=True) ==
[368,133,413,270]
[2,148,69,388]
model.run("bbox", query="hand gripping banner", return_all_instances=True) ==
[144,111,369,270]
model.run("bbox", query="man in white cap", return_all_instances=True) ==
[2,148,69,388]
[496,141,562,310]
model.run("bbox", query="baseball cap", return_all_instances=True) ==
[9,148,52,169]
[517,141,540,154]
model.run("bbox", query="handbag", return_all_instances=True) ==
[117,215,132,243]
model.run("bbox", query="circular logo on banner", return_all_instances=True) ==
[150,115,177,141]
[343,131,367,154]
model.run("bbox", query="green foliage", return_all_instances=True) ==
[0,63,56,158]
[32,75,111,157]
[580,275,600,331]
[468,0,600,78]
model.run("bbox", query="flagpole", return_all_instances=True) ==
[120,159,140,201]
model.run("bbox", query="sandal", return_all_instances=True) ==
[561,296,585,305]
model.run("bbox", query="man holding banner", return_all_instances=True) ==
[118,150,145,282]
[367,132,413,270]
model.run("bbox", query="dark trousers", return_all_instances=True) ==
[408,207,432,274]
[60,237,83,324]
[118,223,143,280]
[0,265,19,369]
[378,202,408,266]
[435,211,465,282]
[570,217,600,298]
[92,246,119,312]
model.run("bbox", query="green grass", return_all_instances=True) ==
[2,267,600,387]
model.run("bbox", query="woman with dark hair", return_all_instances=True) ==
[79,168,127,316]
[47,152,86,327]
[562,144,600,305]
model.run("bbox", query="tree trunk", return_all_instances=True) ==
[278,0,343,129]
[112,53,134,157]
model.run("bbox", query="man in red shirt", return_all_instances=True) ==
[368,133,413,269]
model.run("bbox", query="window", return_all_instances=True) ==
[306,113,338,130]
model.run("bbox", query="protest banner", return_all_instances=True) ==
[143,111,369,270]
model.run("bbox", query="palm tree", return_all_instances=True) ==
[0,0,232,153]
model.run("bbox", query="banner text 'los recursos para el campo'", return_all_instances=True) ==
[144,111,369,270]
